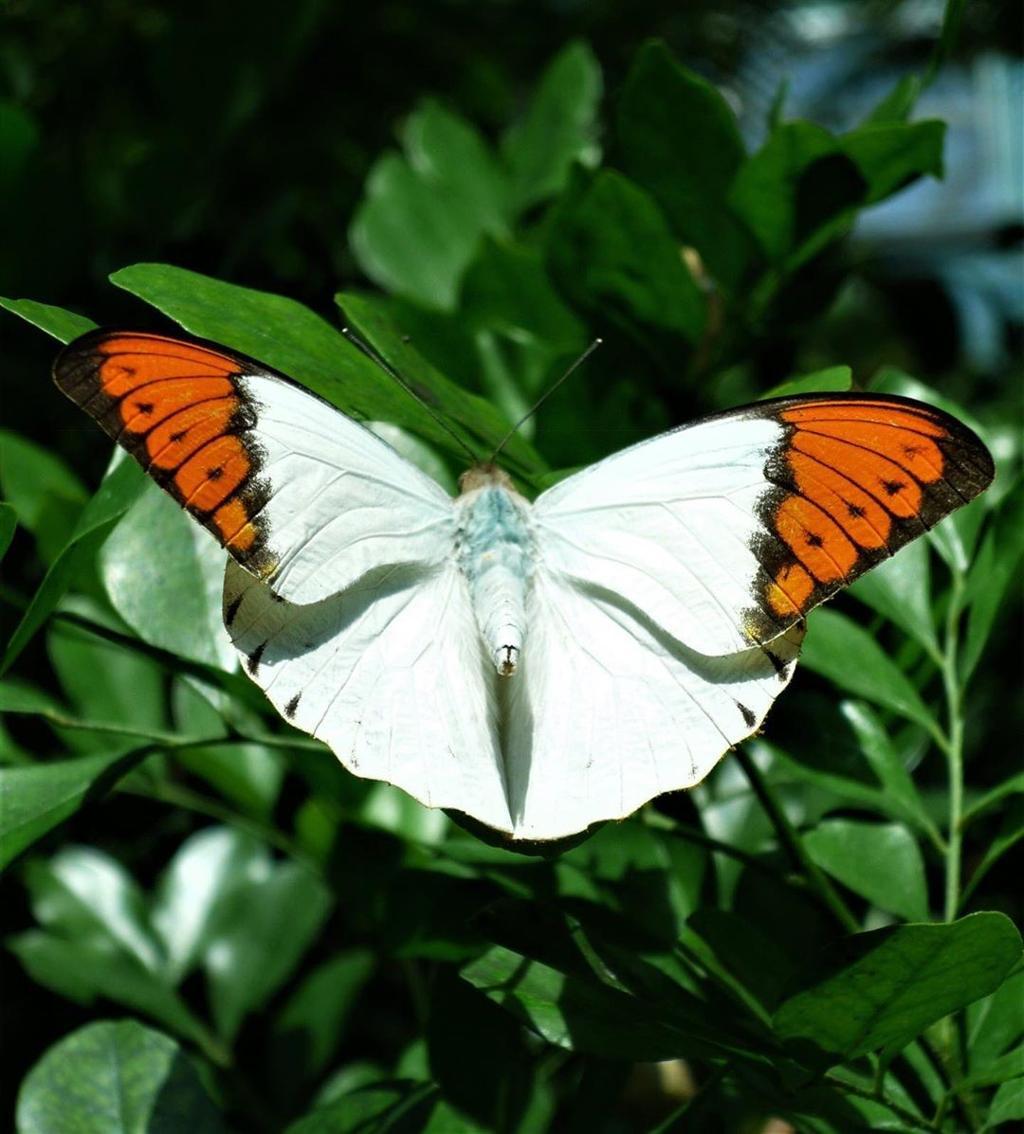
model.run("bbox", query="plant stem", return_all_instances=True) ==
[941,571,966,923]
[734,748,859,933]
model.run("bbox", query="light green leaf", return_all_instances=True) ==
[839,702,929,830]
[502,41,602,210]
[988,1077,1024,1128]
[803,819,929,921]
[0,295,95,343]
[0,749,149,871]
[15,1019,223,1134]
[2,452,148,673]
[774,913,1022,1063]
[841,120,945,203]
[801,608,935,731]
[100,480,235,669]
[847,538,937,652]
[203,858,333,1042]
[616,41,750,290]
[351,100,509,309]
[968,969,1024,1070]
[760,366,852,400]
[150,826,269,983]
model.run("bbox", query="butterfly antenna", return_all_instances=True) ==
[341,326,480,464]
[490,338,603,462]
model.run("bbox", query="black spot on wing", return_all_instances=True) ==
[736,702,756,729]
[247,640,267,675]
[224,593,244,626]
[284,692,301,719]
[762,646,791,681]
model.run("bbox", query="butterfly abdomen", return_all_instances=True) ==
[455,473,534,677]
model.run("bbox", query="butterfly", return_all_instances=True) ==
[53,330,994,840]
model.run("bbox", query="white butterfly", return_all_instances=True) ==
[54,331,993,840]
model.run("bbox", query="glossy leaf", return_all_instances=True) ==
[337,290,546,480]
[0,295,95,343]
[111,262,517,471]
[100,480,235,669]
[15,1019,223,1134]
[803,819,929,921]
[774,913,1022,1064]
[759,366,852,399]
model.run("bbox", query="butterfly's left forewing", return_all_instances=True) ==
[54,330,456,604]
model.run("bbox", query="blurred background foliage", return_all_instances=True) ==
[1,0,1022,1131]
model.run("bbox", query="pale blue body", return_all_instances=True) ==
[454,481,533,675]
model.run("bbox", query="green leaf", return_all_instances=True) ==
[800,608,935,731]
[2,452,148,673]
[0,295,95,343]
[839,702,930,831]
[0,428,87,562]
[336,290,546,481]
[865,75,922,124]
[203,857,333,1042]
[461,944,742,1062]
[0,500,16,560]
[269,950,375,1089]
[150,827,269,983]
[8,931,211,1048]
[501,41,602,211]
[285,1083,437,1134]
[27,846,164,969]
[615,40,750,290]
[803,819,929,921]
[774,913,1022,1064]
[99,480,235,669]
[841,121,945,203]
[962,799,1024,906]
[962,483,1024,679]
[15,1019,223,1134]
[545,169,706,342]
[760,366,852,399]
[47,605,167,751]
[988,1077,1024,1129]
[0,749,149,870]
[847,538,937,652]
[110,262,504,471]
[968,969,1024,1071]
[350,100,509,309]
[730,123,865,266]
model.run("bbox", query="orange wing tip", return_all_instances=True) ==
[55,329,279,580]
[749,393,994,632]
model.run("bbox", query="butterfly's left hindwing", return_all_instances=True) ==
[54,330,457,603]
[533,394,994,656]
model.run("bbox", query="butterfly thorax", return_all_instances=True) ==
[455,465,533,676]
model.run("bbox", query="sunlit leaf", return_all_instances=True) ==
[15,1020,223,1134]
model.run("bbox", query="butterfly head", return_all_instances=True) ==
[458,463,516,496]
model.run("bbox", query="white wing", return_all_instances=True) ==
[222,559,513,833]
[533,397,992,656]
[505,568,805,840]
[53,331,456,604]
